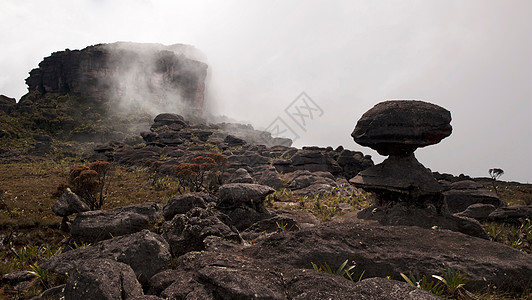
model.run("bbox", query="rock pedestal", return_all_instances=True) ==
[350,100,451,207]
[349,100,487,238]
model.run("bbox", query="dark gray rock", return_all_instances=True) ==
[42,230,171,284]
[349,277,441,300]
[352,100,452,156]
[163,193,214,220]
[488,205,532,223]
[151,113,188,131]
[241,214,300,240]
[51,188,90,217]
[63,259,142,300]
[70,202,162,243]
[245,215,532,292]
[350,154,444,205]
[147,269,182,296]
[336,149,374,179]
[292,183,335,198]
[1,271,36,285]
[357,203,489,239]
[257,169,284,190]
[229,168,254,184]
[228,152,270,168]
[224,134,246,147]
[290,149,343,175]
[287,170,336,190]
[217,183,275,230]
[455,203,497,220]
[217,183,274,210]
[157,131,185,146]
[113,146,163,165]
[162,207,242,257]
[444,180,505,213]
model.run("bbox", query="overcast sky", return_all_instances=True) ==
[1,0,531,182]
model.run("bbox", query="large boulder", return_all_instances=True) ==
[444,180,506,213]
[488,205,532,223]
[217,183,275,230]
[290,149,343,175]
[151,113,188,131]
[162,193,215,221]
[70,202,162,243]
[42,230,171,284]
[156,244,440,300]
[63,259,143,300]
[352,100,452,156]
[162,207,242,257]
[357,203,489,239]
[217,183,274,210]
[244,216,532,292]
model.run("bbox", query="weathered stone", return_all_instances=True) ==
[1,271,36,285]
[290,149,343,175]
[151,113,188,131]
[224,134,246,147]
[42,230,171,284]
[444,180,505,213]
[51,188,89,217]
[217,183,274,210]
[245,216,532,292]
[63,259,143,300]
[357,203,489,239]
[287,170,336,190]
[350,154,444,208]
[455,203,497,220]
[257,169,285,190]
[336,149,374,179]
[113,146,163,165]
[349,277,441,300]
[162,207,242,257]
[488,205,532,223]
[71,202,162,243]
[162,193,214,220]
[352,100,452,156]
[229,168,254,184]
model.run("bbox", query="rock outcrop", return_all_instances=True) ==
[350,100,487,238]
[25,42,208,109]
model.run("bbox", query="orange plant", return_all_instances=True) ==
[65,160,113,210]
[174,153,227,194]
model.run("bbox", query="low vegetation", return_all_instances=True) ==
[0,157,531,299]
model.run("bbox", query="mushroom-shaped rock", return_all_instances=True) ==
[352,100,452,156]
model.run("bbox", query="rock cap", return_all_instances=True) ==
[352,100,452,156]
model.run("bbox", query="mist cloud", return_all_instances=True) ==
[0,0,530,182]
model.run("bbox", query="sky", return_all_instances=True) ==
[1,0,531,182]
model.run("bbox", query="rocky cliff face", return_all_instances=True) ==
[25,42,208,110]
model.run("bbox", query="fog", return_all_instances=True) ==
[1,0,530,182]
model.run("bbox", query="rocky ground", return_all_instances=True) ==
[0,111,530,300]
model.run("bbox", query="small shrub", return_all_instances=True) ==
[174,153,227,194]
[66,160,113,210]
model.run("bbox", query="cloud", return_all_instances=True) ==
[0,0,530,182]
